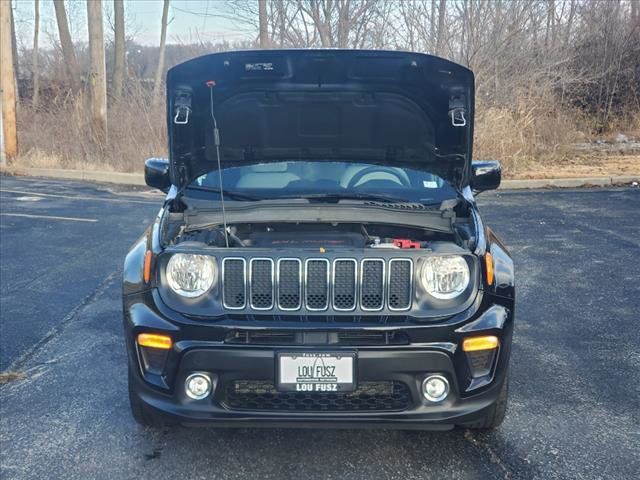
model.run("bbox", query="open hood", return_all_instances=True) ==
[166,49,475,190]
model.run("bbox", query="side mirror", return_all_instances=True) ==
[144,158,171,192]
[471,160,501,192]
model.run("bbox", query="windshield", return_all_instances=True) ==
[187,162,458,203]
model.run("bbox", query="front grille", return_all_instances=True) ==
[221,257,413,313]
[388,259,412,310]
[222,258,246,309]
[224,381,412,412]
[250,259,274,309]
[361,259,384,310]
[305,259,329,310]
[277,259,301,310]
[333,259,357,310]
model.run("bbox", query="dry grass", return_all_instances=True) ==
[510,154,640,179]
[0,371,26,384]
[474,97,587,175]
[12,90,639,179]
[16,85,166,173]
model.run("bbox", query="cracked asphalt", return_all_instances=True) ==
[1,175,639,480]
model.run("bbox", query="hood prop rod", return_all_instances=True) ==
[207,80,229,247]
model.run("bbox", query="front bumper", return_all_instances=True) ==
[124,290,513,429]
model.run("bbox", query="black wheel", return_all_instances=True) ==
[461,378,509,430]
[128,367,165,428]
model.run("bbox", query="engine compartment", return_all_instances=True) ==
[165,220,473,251]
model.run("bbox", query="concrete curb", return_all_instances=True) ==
[1,167,638,190]
[0,167,147,186]
[501,175,639,189]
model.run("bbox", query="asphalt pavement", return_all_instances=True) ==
[1,175,639,480]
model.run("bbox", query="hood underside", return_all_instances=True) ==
[166,49,475,189]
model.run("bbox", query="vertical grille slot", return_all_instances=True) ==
[222,258,246,309]
[305,259,329,311]
[388,259,412,311]
[361,259,384,311]
[250,259,274,310]
[333,259,357,311]
[277,258,301,310]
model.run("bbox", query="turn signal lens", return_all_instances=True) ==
[462,335,499,352]
[137,333,172,350]
[143,251,153,283]
[484,252,494,285]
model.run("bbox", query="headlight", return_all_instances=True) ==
[166,253,216,297]
[420,256,470,299]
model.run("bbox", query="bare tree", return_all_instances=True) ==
[53,0,81,92]
[259,0,269,47]
[436,0,447,55]
[1,0,18,163]
[112,0,125,99]
[87,0,107,141]
[152,0,170,105]
[32,0,40,107]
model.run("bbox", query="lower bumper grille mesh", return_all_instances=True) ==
[224,381,411,412]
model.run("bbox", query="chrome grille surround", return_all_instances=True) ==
[276,258,302,311]
[332,258,358,311]
[249,258,275,310]
[388,259,413,311]
[221,258,247,310]
[304,258,330,311]
[360,259,385,311]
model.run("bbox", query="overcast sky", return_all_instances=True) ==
[12,0,255,49]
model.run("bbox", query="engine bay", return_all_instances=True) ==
[165,220,474,251]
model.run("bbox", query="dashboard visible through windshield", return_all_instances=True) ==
[189,161,458,203]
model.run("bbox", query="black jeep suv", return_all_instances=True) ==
[123,49,514,430]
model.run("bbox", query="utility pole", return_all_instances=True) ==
[1,0,18,165]
[87,0,107,142]
[112,0,125,99]
[152,0,170,105]
[258,0,269,48]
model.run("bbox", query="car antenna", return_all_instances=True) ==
[207,80,229,247]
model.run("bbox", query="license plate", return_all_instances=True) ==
[277,352,355,392]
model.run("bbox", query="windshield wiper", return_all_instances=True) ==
[186,185,261,201]
[294,193,421,204]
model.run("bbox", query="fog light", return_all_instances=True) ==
[422,375,449,402]
[185,373,212,400]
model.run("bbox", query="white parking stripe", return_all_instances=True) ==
[0,188,158,205]
[1,213,98,223]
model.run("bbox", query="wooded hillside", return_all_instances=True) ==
[3,0,639,178]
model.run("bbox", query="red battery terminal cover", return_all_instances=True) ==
[393,239,421,249]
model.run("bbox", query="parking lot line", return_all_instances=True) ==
[0,188,157,205]
[1,213,98,223]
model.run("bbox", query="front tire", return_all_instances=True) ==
[461,378,509,430]
[128,367,165,428]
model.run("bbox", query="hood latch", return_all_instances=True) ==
[173,89,192,125]
[448,95,467,127]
